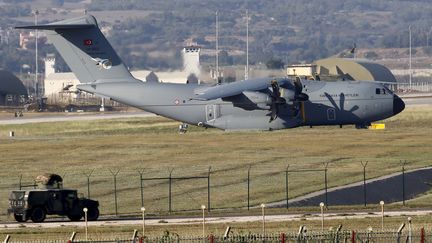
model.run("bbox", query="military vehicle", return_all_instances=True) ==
[7,174,99,223]
[16,15,405,131]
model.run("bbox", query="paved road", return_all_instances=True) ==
[269,166,432,207]
[1,209,431,229]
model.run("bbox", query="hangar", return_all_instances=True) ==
[315,58,397,83]
[0,70,28,106]
[288,58,397,89]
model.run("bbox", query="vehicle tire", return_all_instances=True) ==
[14,213,28,222]
[30,207,46,223]
[67,214,82,221]
[86,207,99,221]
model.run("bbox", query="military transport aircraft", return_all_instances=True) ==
[17,15,405,131]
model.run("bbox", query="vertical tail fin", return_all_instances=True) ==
[16,15,136,84]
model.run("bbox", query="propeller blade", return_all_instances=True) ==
[271,80,281,98]
[294,76,303,94]
[268,79,285,122]
[269,103,278,122]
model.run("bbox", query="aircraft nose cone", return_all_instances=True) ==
[393,95,405,115]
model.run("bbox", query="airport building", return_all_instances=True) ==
[0,70,28,106]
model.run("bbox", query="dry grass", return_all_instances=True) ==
[0,106,431,218]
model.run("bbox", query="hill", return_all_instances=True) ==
[2,0,432,72]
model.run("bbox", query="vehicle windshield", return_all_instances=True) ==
[10,191,25,200]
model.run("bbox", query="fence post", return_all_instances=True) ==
[421,227,425,243]
[19,174,22,190]
[351,230,355,243]
[397,223,405,243]
[83,169,94,199]
[285,165,289,210]
[69,232,76,242]
[168,168,174,214]
[247,165,251,210]
[132,229,138,242]
[401,161,407,206]
[138,169,145,208]
[361,161,368,207]
[209,234,214,243]
[208,166,211,212]
[280,232,286,243]
[324,162,329,207]
[3,235,10,243]
[109,169,120,216]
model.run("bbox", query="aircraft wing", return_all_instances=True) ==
[192,77,287,100]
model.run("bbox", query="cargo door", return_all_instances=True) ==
[206,104,219,122]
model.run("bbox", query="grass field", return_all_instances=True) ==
[0,106,431,219]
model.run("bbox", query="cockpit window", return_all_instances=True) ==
[376,86,393,95]
[383,85,393,95]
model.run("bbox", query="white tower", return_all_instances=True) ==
[44,54,56,77]
[182,45,201,77]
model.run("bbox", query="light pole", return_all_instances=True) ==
[201,205,206,239]
[34,9,39,98]
[141,207,146,239]
[409,25,412,90]
[319,202,325,231]
[83,207,88,241]
[380,201,385,231]
[260,203,266,236]
[245,9,249,80]
[215,11,219,83]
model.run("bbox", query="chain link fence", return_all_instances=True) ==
[2,228,432,242]
[0,162,428,217]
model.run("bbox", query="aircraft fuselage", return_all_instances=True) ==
[78,79,404,131]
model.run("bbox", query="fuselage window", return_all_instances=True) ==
[375,88,381,95]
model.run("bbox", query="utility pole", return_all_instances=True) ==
[215,11,219,83]
[34,9,39,98]
[245,9,249,80]
[409,25,412,90]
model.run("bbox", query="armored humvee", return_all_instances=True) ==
[7,174,99,223]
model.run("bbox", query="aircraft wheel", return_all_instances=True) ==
[30,207,46,223]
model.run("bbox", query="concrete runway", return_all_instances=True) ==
[0,96,430,125]
[402,96,432,106]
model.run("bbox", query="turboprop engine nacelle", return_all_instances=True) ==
[242,91,272,109]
